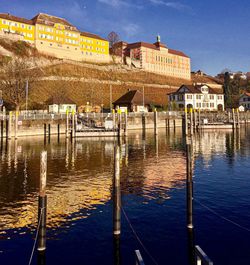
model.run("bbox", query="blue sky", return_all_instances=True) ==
[0,0,249,75]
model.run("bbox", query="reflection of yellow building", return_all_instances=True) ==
[0,13,109,63]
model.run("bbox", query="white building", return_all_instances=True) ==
[47,95,76,114]
[168,84,224,111]
[239,92,250,110]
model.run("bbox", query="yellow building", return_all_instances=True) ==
[0,13,110,63]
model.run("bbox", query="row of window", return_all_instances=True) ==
[187,95,217,100]
[196,103,214,108]
[1,20,33,30]
[80,38,106,46]
[38,25,79,38]
[171,94,223,101]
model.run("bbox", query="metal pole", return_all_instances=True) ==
[186,140,193,229]
[113,144,121,236]
[154,109,158,135]
[66,110,69,138]
[37,151,47,252]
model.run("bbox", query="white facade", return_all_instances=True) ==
[49,104,76,113]
[239,93,250,110]
[169,84,224,111]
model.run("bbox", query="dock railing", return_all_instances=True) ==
[135,250,145,265]
[195,245,213,265]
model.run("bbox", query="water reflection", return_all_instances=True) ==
[0,128,248,239]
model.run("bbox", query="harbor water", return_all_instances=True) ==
[0,128,250,265]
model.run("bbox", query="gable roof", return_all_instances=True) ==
[80,31,107,41]
[46,95,76,105]
[32,13,78,31]
[0,13,33,25]
[169,84,222,95]
[240,92,250,98]
[113,90,152,105]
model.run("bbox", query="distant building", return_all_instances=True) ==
[111,35,191,80]
[168,84,224,111]
[47,95,76,113]
[0,13,109,62]
[239,92,250,110]
[113,90,152,112]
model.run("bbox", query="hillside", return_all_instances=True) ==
[0,38,222,110]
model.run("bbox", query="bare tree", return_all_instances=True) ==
[0,57,38,111]
[107,31,120,47]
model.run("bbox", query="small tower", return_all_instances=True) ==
[157,34,161,43]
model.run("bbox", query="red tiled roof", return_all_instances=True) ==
[168,48,189,58]
[126,42,189,58]
[243,92,250,97]
[0,13,33,25]
[80,31,107,41]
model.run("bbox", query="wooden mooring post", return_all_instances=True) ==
[186,139,194,229]
[185,108,188,135]
[66,110,69,139]
[0,117,3,140]
[37,151,47,252]
[124,110,128,137]
[7,111,12,140]
[190,108,193,136]
[57,123,60,142]
[142,113,146,136]
[236,108,240,129]
[232,108,236,130]
[14,111,18,139]
[113,144,121,236]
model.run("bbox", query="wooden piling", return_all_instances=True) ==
[14,111,18,139]
[232,108,236,130]
[154,109,158,135]
[113,144,121,236]
[48,124,51,137]
[8,111,12,139]
[57,123,60,142]
[66,110,69,138]
[124,110,128,137]
[193,109,197,132]
[142,112,146,135]
[236,108,240,129]
[0,119,3,139]
[186,140,193,229]
[173,119,176,133]
[37,151,47,252]
[71,111,76,138]
[185,108,188,135]
[190,108,193,136]
[198,109,201,130]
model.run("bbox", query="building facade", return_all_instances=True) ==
[239,92,250,110]
[168,84,224,111]
[111,36,191,80]
[0,13,109,62]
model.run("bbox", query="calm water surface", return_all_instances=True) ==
[0,128,250,265]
